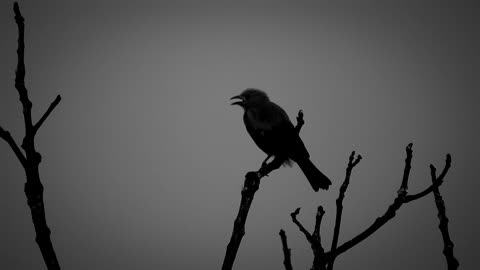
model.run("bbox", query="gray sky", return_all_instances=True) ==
[1,1,478,269]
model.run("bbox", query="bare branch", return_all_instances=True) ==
[34,95,61,132]
[0,126,26,167]
[8,3,61,269]
[324,145,451,260]
[404,154,451,203]
[222,172,261,270]
[279,229,293,270]
[400,143,413,191]
[430,165,459,269]
[312,206,325,242]
[327,151,361,270]
[290,208,313,243]
[295,109,304,134]
[13,2,33,132]
[291,207,326,270]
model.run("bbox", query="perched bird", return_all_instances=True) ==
[231,88,331,191]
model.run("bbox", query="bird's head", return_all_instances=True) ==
[230,88,270,109]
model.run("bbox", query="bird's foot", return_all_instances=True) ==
[260,154,273,170]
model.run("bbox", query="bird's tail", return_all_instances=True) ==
[297,159,331,191]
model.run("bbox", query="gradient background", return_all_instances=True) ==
[1,1,478,269]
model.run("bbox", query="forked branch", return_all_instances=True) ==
[0,3,62,270]
[281,144,454,270]
[324,144,452,261]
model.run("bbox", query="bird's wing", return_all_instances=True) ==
[244,101,310,160]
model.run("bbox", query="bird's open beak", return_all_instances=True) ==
[230,95,245,106]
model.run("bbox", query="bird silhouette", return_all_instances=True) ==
[231,88,331,191]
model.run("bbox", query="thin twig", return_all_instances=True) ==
[291,208,314,243]
[295,110,304,134]
[279,230,293,270]
[34,95,61,133]
[430,165,459,269]
[0,127,27,167]
[404,154,451,203]
[327,151,361,270]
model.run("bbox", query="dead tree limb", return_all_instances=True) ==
[0,3,62,269]
[291,206,326,270]
[324,144,452,261]
[327,151,361,270]
[222,110,304,270]
[430,165,459,269]
[282,144,453,269]
[279,229,293,270]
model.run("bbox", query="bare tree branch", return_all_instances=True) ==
[13,2,33,133]
[0,126,27,167]
[279,229,293,270]
[400,143,413,191]
[430,165,459,269]
[290,207,326,270]
[294,110,304,134]
[324,145,451,261]
[327,151,361,270]
[291,208,314,243]
[222,172,260,270]
[5,3,62,269]
[404,154,451,203]
[312,206,325,242]
[34,95,61,133]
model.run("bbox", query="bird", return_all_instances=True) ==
[230,88,331,191]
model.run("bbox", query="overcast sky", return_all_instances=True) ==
[1,1,479,269]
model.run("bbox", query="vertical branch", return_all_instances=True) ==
[311,206,326,270]
[294,110,304,134]
[399,143,413,192]
[290,207,326,270]
[0,3,63,270]
[221,172,261,270]
[430,166,459,270]
[13,2,33,133]
[327,152,361,270]
[312,206,325,242]
[279,230,293,270]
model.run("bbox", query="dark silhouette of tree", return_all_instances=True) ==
[221,110,305,270]
[0,2,62,269]
[279,144,456,270]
